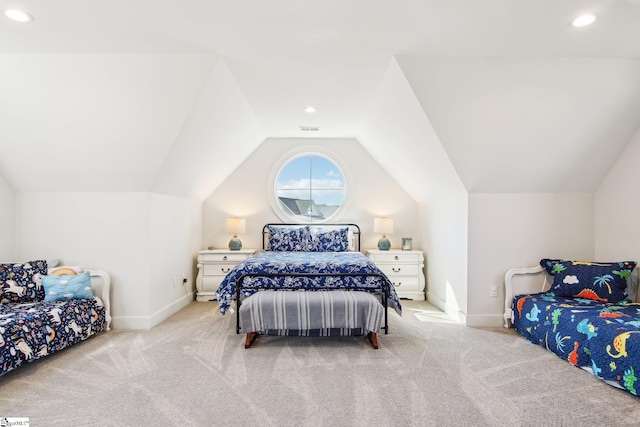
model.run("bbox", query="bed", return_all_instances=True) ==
[1,262,111,377]
[215,223,402,347]
[504,258,640,396]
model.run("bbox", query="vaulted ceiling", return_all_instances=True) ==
[1,1,639,198]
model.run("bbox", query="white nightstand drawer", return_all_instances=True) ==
[389,277,420,291]
[199,252,251,263]
[378,264,420,277]
[203,263,237,276]
[370,252,421,263]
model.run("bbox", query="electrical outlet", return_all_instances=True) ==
[490,285,498,297]
[182,274,188,286]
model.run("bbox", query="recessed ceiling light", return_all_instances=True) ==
[304,106,317,114]
[572,14,596,27]
[4,9,34,23]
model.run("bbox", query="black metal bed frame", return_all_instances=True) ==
[261,223,361,251]
[232,223,391,336]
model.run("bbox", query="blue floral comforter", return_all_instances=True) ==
[0,298,106,376]
[216,251,402,315]
[513,292,640,395]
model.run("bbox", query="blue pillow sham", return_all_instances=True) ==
[267,225,312,251]
[540,259,636,303]
[42,271,94,302]
[309,227,349,252]
[266,225,351,252]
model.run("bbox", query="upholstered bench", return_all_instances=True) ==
[239,290,384,349]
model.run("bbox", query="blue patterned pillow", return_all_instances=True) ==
[540,259,636,303]
[42,271,94,302]
[309,227,349,252]
[0,260,48,303]
[267,226,312,251]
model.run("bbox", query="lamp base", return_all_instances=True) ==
[377,235,391,251]
[228,236,243,251]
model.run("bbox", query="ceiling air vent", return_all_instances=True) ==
[299,126,319,132]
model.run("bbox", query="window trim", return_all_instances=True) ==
[268,146,352,224]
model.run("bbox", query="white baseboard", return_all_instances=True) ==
[111,292,195,330]
[427,291,467,325]
[111,316,151,330]
[465,314,504,328]
[149,293,194,328]
[426,291,446,311]
[446,307,467,324]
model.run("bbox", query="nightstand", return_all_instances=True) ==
[196,249,255,302]
[367,249,425,300]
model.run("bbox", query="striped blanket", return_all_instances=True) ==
[239,290,384,336]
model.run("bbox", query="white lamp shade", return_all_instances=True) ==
[373,217,393,234]
[225,218,246,235]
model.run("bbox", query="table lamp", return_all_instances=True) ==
[226,217,246,250]
[373,217,393,251]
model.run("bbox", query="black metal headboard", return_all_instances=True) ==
[262,223,361,252]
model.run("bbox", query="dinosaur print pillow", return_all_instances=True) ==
[0,260,48,303]
[540,259,636,303]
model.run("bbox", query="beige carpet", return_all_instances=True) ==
[1,300,639,426]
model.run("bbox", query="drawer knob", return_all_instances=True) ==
[392,267,401,273]
[393,282,401,287]
[221,268,230,273]
[394,256,399,260]
[223,256,228,261]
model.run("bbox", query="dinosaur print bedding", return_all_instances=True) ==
[0,298,106,377]
[513,292,640,396]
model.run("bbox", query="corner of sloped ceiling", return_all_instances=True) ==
[151,57,266,201]
[357,56,467,203]
[357,55,469,317]
[396,55,640,193]
[0,53,219,193]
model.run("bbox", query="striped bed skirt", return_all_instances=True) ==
[239,290,384,338]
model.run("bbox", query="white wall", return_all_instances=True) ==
[203,138,419,253]
[596,127,640,261]
[358,57,469,320]
[0,173,15,260]
[148,193,202,327]
[421,195,468,320]
[466,193,595,327]
[16,192,202,329]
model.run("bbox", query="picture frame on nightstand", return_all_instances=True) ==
[402,237,412,250]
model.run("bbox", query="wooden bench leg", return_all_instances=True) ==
[368,332,379,349]
[245,332,258,349]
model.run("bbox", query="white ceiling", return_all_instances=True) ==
[1,0,639,195]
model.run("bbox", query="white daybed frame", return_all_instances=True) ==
[87,269,112,330]
[502,266,548,329]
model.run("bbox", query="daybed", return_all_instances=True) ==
[0,260,111,377]
[504,258,640,396]
[216,224,401,348]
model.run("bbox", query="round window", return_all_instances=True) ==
[272,152,347,223]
